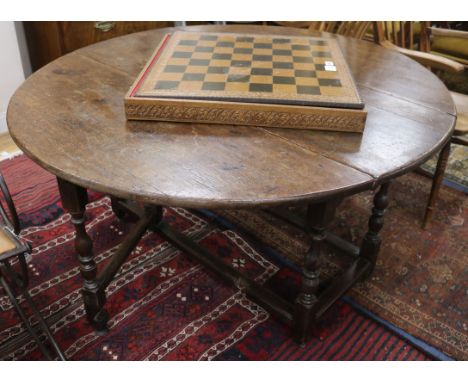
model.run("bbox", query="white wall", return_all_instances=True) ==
[0,21,28,133]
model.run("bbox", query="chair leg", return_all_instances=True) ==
[19,284,67,360]
[423,141,451,229]
[0,273,54,360]
[1,258,67,360]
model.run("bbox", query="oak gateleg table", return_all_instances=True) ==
[7,25,455,344]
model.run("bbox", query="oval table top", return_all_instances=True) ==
[7,25,456,208]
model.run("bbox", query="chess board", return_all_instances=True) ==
[125,31,367,132]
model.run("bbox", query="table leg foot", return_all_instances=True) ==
[82,289,109,333]
[360,182,391,279]
[293,235,320,344]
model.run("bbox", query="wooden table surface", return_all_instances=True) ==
[7,25,456,208]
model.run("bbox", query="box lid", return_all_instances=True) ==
[128,31,364,110]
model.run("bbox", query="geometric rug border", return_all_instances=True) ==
[342,296,454,361]
[441,177,468,194]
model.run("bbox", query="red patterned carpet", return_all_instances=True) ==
[218,175,468,360]
[0,155,432,360]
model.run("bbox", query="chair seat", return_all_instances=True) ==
[0,227,26,261]
[0,228,17,253]
[451,91,468,135]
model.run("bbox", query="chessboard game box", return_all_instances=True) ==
[124,31,367,133]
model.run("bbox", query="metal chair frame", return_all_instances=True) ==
[0,172,66,360]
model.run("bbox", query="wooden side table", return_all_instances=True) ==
[7,25,456,344]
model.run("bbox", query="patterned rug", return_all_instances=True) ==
[217,173,468,360]
[440,70,468,97]
[0,155,432,361]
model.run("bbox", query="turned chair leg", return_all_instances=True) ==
[423,141,451,229]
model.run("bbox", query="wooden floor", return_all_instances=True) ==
[0,133,21,158]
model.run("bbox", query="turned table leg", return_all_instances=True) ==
[57,177,108,333]
[294,200,338,345]
[360,181,391,278]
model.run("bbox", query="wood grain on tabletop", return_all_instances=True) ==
[7,25,456,208]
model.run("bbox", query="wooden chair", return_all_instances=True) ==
[274,21,371,39]
[373,22,468,228]
[333,21,371,39]
[278,21,338,33]
[430,25,468,66]
[0,172,66,360]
